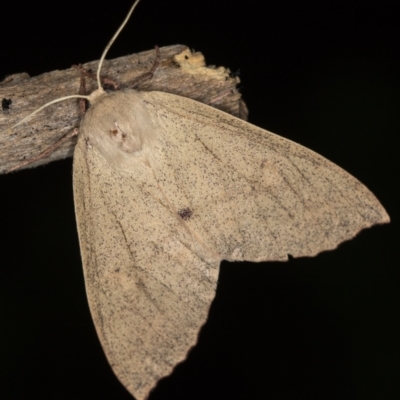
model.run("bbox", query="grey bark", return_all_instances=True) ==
[0,45,247,173]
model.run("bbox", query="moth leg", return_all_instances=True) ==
[78,68,88,115]
[129,45,161,88]
[73,64,120,91]
[6,128,79,173]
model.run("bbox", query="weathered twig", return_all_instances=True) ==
[0,44,247,173]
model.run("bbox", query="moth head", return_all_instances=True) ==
[2,0,145,173]
[80,89,160,168]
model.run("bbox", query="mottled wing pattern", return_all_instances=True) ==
[73,134,219,400]
[73,88,388,400]
[141,91,389,262]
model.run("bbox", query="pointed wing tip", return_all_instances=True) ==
[277,211,390,262]
[317,212,390,258]
[380,211,391,225]
[366,202,390,227]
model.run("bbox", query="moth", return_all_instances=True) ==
[3,1,390,399]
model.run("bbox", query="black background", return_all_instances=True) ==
[0,0,398,399]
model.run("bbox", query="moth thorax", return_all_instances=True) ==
[80,89,161,168]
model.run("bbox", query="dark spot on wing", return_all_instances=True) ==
[178,208,193,221]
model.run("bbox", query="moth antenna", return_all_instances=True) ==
[3,0,142,136]
[3,0,142,137]
[2,95,90,135]
[96,0,142,91]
